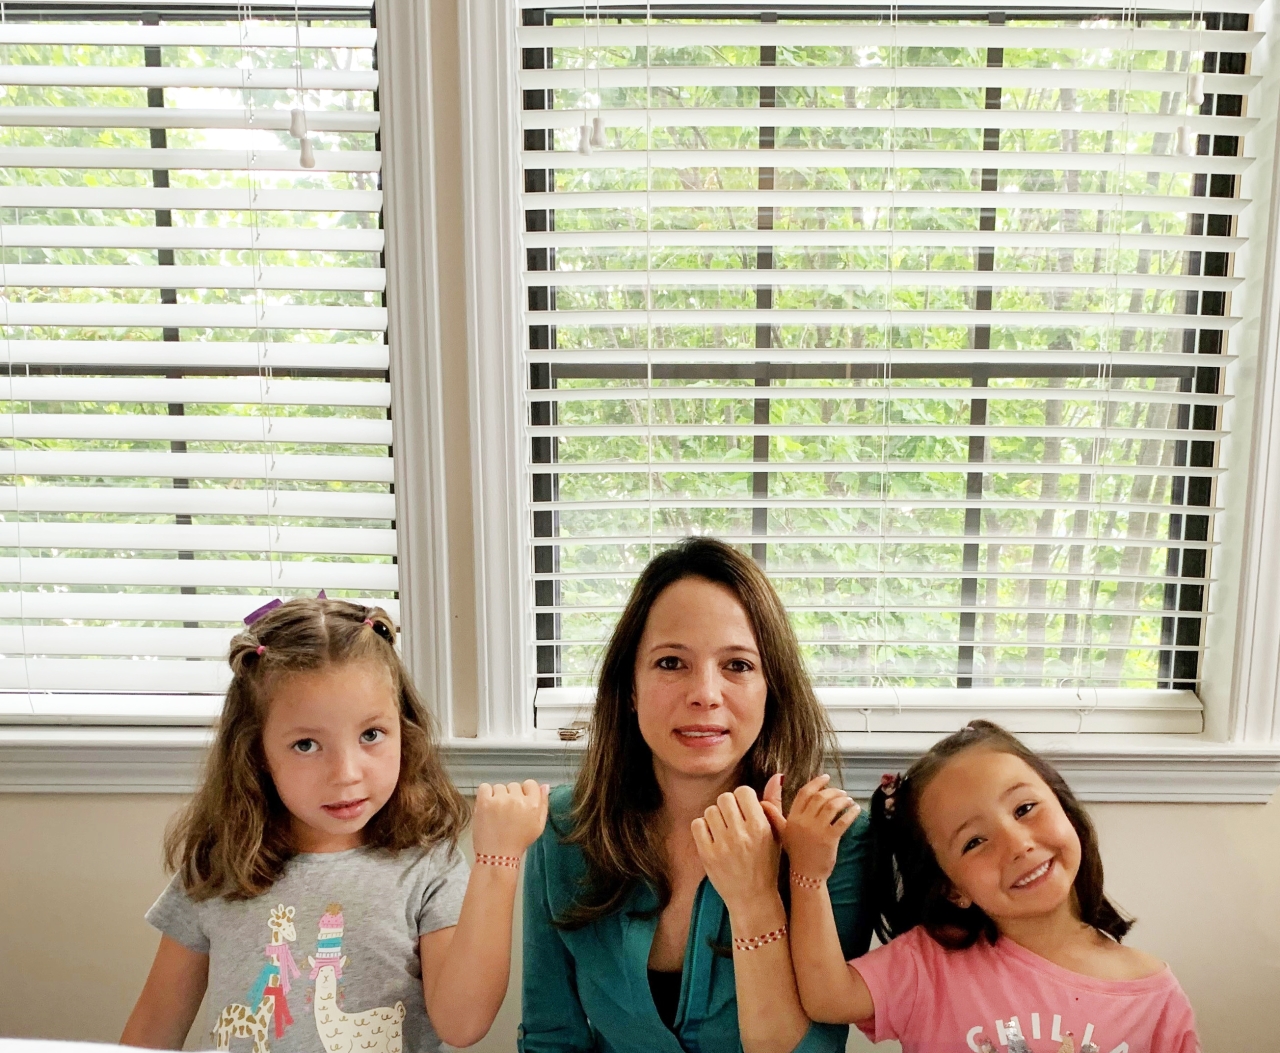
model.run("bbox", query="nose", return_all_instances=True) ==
[685,659,723,709]
[330,742,363,788]
[996,816,1037,861]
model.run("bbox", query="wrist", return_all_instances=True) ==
[726,891,787,937]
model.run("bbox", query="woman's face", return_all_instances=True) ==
[632,575,769,792]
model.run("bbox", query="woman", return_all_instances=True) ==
[520,537,873,1053]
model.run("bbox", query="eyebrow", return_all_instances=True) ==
[279,713,393,736]
[647,641,759,653]
[947,782,1038,843]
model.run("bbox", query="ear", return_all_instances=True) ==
[307,956,315,968]
[947,887,973,910]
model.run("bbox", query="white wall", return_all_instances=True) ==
[2,794,1278,1050]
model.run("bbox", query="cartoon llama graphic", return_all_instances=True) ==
[212,904,299,1053]
[307,904,406,1053]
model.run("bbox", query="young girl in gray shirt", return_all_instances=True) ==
[122,598,548,1053]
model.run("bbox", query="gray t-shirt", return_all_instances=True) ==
[146,844,469,1053]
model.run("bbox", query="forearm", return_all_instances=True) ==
[425,864,521,1047]
[727,893,810,1053]
[789,885,865,1024]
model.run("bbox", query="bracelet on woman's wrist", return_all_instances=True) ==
[732,923,788,952]
[475,852,521,868]
[789,870,825,890]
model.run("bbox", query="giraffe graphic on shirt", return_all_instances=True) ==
[211,904,299,1053]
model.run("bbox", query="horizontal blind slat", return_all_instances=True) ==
[3,414,392,445]
[0,147,381,173]
[0,451,394,483]
[2,264,385,292]
[0,557,399,590]
[0,341,388,370]
[0,107,379,133]
[0,303,388,331]
[0,66,378,90]
[0,486,395,520]
[0,523,396,556]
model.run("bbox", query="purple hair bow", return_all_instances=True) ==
[244,590,326,626]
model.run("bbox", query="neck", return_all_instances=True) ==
[996,898,1094,960]
[653,763,741,836]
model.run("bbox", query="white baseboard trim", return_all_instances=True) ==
[1,729,1278,803]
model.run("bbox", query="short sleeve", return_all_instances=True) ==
[848,928,925,1043]
[145,873,210,954]
[1151,977,1202,1053]
[414,842,470,936]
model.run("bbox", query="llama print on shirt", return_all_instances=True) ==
[306,903,407,1053]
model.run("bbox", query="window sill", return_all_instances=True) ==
[1,726,1277,802]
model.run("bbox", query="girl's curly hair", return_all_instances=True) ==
[165,597,466,900]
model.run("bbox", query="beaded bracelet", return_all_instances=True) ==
[732,924,788,952]
[789,871,825,890]
[475,852,521,869]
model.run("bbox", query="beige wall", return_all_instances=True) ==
[3,794,1278,1051]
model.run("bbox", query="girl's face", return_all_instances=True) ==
[262,660,402,853]
[633,575,769,793]
[917,748,1082,928]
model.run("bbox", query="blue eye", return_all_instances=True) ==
[292,739,318,754]
[360,728,385,744]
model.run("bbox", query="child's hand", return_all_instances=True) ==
[691,786,781,914]
[472,780,550,858]
[774,774,860,882]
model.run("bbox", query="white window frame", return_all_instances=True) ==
[5,0,1280,801]
[452,0,1280,802]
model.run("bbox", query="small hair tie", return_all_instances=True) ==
[255,645,266,656]
[363,618,374,628]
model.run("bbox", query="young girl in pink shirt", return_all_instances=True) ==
[695,720,1199,1053]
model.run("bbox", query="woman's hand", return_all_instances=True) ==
[472,779,550,858]
[691,784,781,915]
[770,774,860,882]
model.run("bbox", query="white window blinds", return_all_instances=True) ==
[519,2,1257,734]
[0,3,388,721]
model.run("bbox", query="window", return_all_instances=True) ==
[514,2,1257,734]
[0,2,387,721]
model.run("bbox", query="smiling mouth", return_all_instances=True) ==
[1011,858,1053,889]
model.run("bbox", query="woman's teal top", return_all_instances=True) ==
[518,785,874,1053]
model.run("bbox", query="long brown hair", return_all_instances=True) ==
[558,536,837,929]
[165,597,467,901]
[869,719,1132,949]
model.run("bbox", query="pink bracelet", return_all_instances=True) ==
[789,871,825,890]
[475,852,521,869]
[732,924,788,952]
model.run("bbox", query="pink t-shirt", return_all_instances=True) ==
[851,925,1200,1053]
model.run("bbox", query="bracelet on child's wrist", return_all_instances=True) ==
[732,923,788,952]
[475,852,521,869]
[789,870,825,890]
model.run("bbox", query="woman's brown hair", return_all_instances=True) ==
[869,719,1132,949]
[165,597,467,901]
[557,536,837,929]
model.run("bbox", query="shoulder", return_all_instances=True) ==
[535,785,586,873]
[1099,939,1168,982]
[548,782,576,823]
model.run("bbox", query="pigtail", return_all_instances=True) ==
[868,775,910,944]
